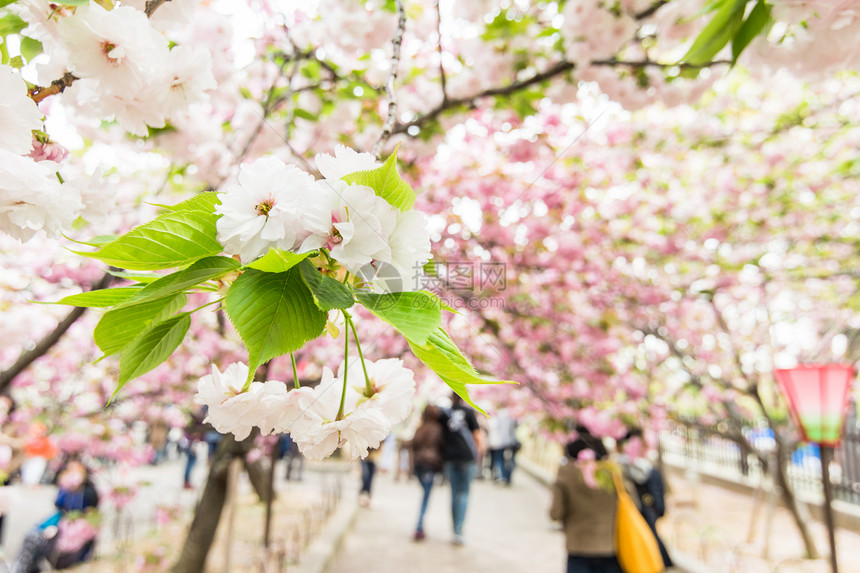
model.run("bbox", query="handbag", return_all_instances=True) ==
[612,469,664,573]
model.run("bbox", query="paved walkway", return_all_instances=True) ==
[328,471,566,573]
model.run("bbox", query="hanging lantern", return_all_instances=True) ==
[774,364,854,447]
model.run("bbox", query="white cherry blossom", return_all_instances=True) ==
[315,145,379,180]
[289,367,390,460]
[0,65,42,155]
[342,358,416,425]
[386,210,432,291]
[0,151,82,242]
[57,4,169,91]
[215,157,318,262]
[160,46,218,119]
[321,180,398,272]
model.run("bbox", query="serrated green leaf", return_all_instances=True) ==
[116,313,191,393]
[94,294,186,357]
[56,287,143,308]
[341,149,416,212]
[224,269,327,382]
[408,327,515,415]
[679,0,747,66]
[245,249,312,273]
[76,209,223,270]
[298,260,354,311]
[114,256,238,309]
[731,0,771,64]
[355,291,441,345]
[163,191,221,213]
[106,269,162,283]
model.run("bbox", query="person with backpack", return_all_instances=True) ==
[440,394,483,545]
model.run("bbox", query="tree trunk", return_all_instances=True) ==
[244,455,272,503]
[172,432,270,573]
[773,441,820,559]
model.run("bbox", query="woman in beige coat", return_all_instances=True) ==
[550,430,623,573]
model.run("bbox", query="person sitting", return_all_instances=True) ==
[12,459,100,572]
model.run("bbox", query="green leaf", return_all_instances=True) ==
[0,13,26,36]
[341,148,416,212]
[355,291,441,345]
[731,0,771,65]
[0,0,21,9]
[94,294,186,357]
[56,287,143,308]
[224,269,327,382]
[114,256,239,309]
[679,0,747,66]
[245,249,312,273]
[116,313,191,394]
[298,260,354,311]
[162,191,221,213]
[408,327,515,415]
[75,208,223,270]
[106,269,162,283]
[19,36,41,61]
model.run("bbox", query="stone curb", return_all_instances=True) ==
[291,492,360,573]
[517,456,710,573]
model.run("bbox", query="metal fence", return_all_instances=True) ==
[660,413,860,505]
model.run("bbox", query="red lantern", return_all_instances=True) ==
[774,364,854,447]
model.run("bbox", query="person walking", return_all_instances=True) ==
[441,394,482,545]
[487,406,519,485]
[409,405,445,541]
[550,429,623,573]
[617,429,673,569]
[359,447,381,508]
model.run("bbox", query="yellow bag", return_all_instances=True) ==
[612,470,664,573]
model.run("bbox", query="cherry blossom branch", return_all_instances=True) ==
[392,60,574,135]
[591,57,731,70]
[634,0,670,20]
[373,0,407,158]
[144,0,173,17]
[435,0,448,105]
[29,72,77,104]
[27,2,173,104]
[0,272,113,395]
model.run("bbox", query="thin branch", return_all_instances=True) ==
[373,0,407,158]
[635,0,670,20]
[144,0,172,17]
[0,272,113,395]
[29,72,77,104]
[435,0,448,105]
[392,60,575,136]
[591,57,731,70]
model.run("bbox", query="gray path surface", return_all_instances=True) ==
[328,471,566,573]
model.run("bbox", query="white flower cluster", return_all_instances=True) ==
[194,359,416,460]
[215,146,432,291]
[0,64,83,242]
[57,3,216,136]
[0,1,218,243]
